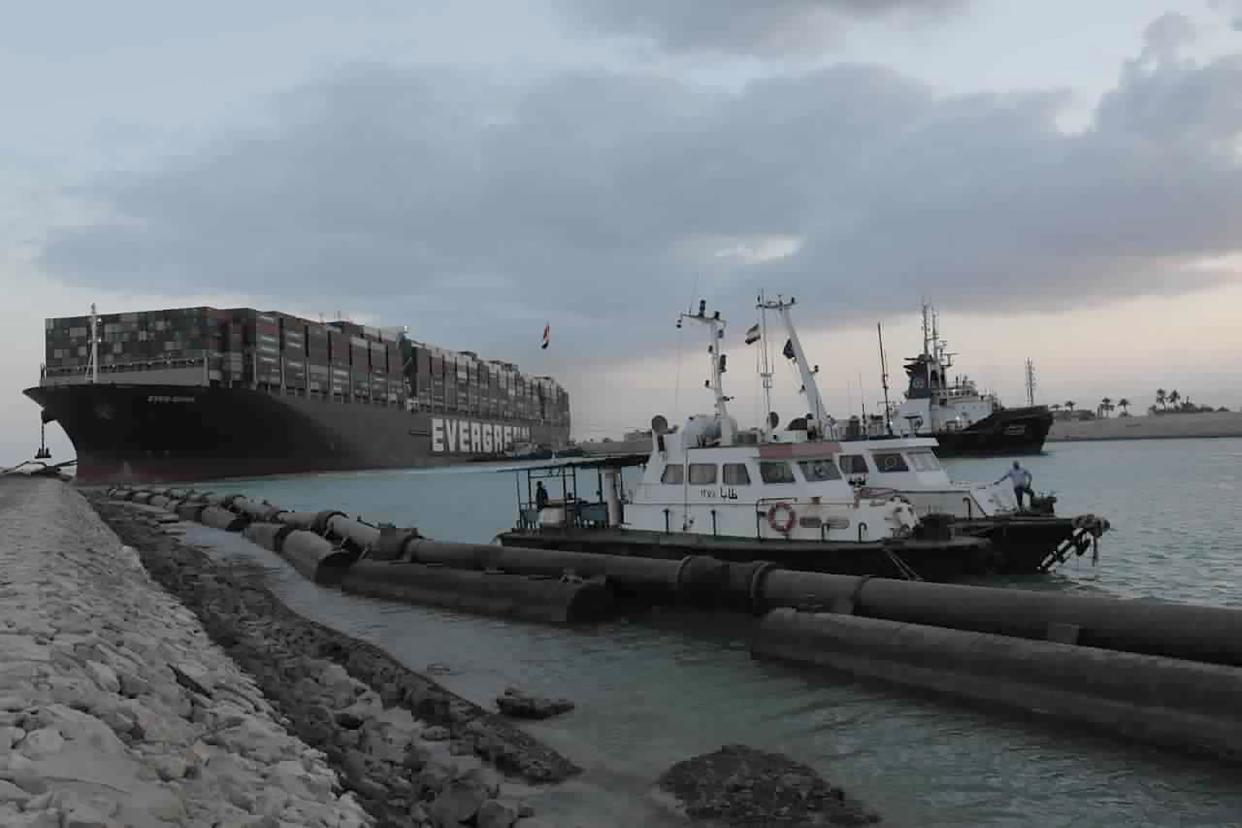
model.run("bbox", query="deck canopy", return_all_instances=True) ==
[496,452,649,474]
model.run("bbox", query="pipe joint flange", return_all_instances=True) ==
[747,561,781,614]
[311,509,347,535]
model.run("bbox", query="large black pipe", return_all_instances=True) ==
[753,609,1242,763]
[757,571,1242,667]
[403,541,692,600]
[325,514,381,553]
[200,505,247,532]
[175,502,206,522]
[280,530,356,585]
[232,496,284,523]
[373,525,421,561]
[275,511,320,531]
[243,521,294,553]
[341,560,616,624]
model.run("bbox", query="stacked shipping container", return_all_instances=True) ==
[42,306,570,430]
[45,307,226,380]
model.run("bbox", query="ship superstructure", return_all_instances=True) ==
[890,305,1051,456]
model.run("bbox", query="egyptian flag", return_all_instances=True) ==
[541,323,550,350]
[744,323,761,345]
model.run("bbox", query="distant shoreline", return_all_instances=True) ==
[1047,411,1242,443]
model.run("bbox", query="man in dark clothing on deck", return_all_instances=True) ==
[535,481,549,510]
[997,461,1034,510]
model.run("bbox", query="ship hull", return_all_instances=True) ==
[24,383,568,484]
[931,406,1052,458]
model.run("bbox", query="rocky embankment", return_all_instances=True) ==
[91,494,575,827]
[0,477,372,826]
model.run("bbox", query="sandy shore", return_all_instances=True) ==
[1048,411,1242,442]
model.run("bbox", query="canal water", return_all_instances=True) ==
[186,438,1242,827]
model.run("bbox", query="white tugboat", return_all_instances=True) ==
[748,296,1107,570]
[749,296,1020,521]
[500,301,1001,581]
[620,301,919,543]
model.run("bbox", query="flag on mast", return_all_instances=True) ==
[541,323,550,350]
[744,323,761,345]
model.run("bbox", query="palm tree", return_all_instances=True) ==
[1050,403,1062,412]
[1100,397,1113,418]
[1156,388,1166,410]
[1168,389,1181,410]
[1117,398,1130,416]
[1065,400,1075,413]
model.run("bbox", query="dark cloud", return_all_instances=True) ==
[41,30,1242,360]
[561,0,967,56]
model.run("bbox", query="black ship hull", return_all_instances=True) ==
[497,527,996,582]
[25,383,568,484]
[931,406,1052,458]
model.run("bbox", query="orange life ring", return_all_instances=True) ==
[767,502,796,534]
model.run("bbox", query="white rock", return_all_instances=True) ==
[154,756,188,781]
[83,660,120,694]
[3,810,60,828]
[0,725,25,750]
[477,798,519,828]
[34,704,127,755]
[0,778,30,804]
[18,727,64,758]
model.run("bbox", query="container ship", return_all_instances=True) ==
[24,306,571,484]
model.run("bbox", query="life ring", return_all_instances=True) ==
[767,502,796,534]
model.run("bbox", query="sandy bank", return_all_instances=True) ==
[0,477,371,827]
[1048,412,1242,443]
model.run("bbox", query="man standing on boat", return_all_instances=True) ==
[998,461,1034,510]
[535,481,549,510]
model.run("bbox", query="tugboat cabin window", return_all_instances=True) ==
[660,464,684,484]
[759,461,796,484]
[722,463,751,485]
[688,463,717,485]
[798,460,842,482]
[838,454,869,475]
[906,450,941,471]
[873,452,910,473]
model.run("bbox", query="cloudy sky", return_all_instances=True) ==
[4,0,1242,463]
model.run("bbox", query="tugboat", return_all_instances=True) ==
[751,296,1106,572]
[891,305,1052,457]
[499,301,998,582]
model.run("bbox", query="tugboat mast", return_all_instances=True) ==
[678,300,736,445]
[756,294,776,441]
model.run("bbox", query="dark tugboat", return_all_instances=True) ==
[891,305,1052,457]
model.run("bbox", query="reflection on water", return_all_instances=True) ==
[187,438,1242,826]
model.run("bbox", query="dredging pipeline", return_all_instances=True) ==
[105,486,1242,665]
[751,609,1242,762]
[104,486,1242,761]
